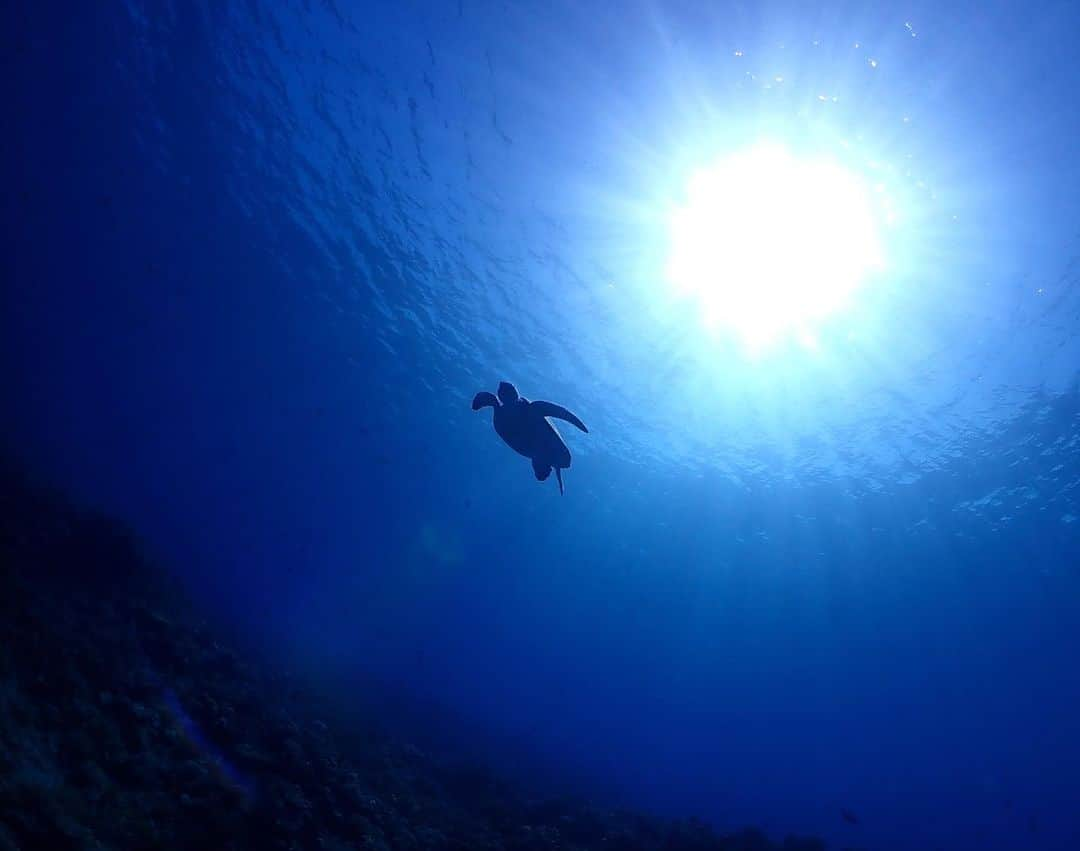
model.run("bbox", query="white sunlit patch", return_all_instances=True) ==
[667,144,883,350]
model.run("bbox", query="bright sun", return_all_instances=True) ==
[667,144,883,349]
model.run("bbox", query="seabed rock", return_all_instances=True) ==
[0,461,825,850]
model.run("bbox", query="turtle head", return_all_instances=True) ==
[497,381,520,405]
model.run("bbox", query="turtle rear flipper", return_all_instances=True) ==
[532,457,551,481]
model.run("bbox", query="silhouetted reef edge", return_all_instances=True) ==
[0,457,826,851]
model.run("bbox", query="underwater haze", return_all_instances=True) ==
[3,1,1080,849]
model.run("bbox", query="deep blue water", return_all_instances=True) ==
[3,1,1079,849]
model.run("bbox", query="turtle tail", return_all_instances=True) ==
[555,466,564,495]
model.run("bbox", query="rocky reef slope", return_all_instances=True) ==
[0,460,825,851]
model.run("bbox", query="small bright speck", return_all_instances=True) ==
[868,58,878,68]
[667,145,883,349]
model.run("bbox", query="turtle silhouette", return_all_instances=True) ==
[471,381,588,494]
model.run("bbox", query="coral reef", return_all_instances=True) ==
[0,460,824,850]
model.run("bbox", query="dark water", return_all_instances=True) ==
[3,1,1079,849]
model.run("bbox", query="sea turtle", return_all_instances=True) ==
[471,381,588,495]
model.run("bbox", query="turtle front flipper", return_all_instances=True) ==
[472,391,499,411]
[531,400,588,433]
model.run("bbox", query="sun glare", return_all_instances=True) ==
[667,144,883,349]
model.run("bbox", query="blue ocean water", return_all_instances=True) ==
[2,1,1079,848]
